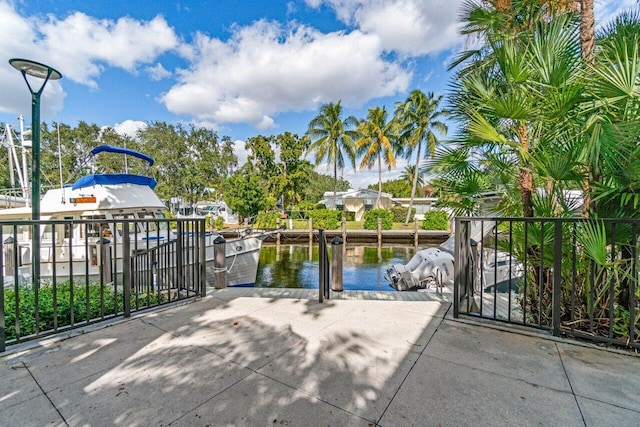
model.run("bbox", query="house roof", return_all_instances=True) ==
[321,188,393,201]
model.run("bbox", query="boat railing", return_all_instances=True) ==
[454,216,640,350]
[0,216,207,352]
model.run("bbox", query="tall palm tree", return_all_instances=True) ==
[394,90,448,225]
[306,101,358,208]
[355,106,398,204]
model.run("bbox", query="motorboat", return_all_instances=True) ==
[0,144,274,287]
[385,221,523,292]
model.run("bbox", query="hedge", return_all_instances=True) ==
[363,209,393,230]
[308,209,341,229]
[390,206,415,223]
[422,210,450,230]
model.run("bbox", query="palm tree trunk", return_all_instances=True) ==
[580,0,595,217]
[580,0,595,63]
[333,160,337,209]
[405,143,421,225]
[377,152,382,206]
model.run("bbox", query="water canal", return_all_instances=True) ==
[255,244,418,291]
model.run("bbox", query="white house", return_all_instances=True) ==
[319,188,394,221]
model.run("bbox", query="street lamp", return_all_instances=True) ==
[9,58,62,289]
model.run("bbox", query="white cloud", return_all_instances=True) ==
[305,0,463,56]
[0,1,179,118]
[162,20,410,128]
[37,13,180,87]
[113,120,147,138]
[146,63,172,81]
[596,0,637,27]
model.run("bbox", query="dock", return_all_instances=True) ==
[221,228,451,245]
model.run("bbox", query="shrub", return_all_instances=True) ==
[254,211,281,229]
[3,283,165,341]
[342,211,356,221]
[422,210,450,230]
[314,203,327,210]
[390,206,415,223]
[308,209,340,229]
[363,209,393,230]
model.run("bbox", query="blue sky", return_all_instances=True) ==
[0,0,635,188]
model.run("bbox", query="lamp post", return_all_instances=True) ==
[9,58,62,289]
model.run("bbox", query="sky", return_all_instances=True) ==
[0,0,635,189]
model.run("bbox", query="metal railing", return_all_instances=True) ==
[0,217,206,351]
[453,217,640,349]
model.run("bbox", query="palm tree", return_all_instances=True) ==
[355,106,398,204]
[394,90,448,225]
[306,101,358,208]
[399,165,425,195]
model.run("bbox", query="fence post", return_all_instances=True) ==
[552,221,563,337]
[341,219,347,245]
[331,237,343,291]
[123,221,131,318]
[199,219,207,296]
[1,230,4,353]
[308,217,313,246]
[318,229,324,303]
[377,218,382,246]
[213,236,227,289]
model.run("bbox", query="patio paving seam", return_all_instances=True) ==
[556,342,589,425]
[375,307,448,425]
[22,361,69,427]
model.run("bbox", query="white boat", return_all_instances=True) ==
[0,144,273,288]
[385,222,523,292]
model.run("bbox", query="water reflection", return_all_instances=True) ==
[256,244,416,291]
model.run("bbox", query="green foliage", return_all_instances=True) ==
[368,178,412,198]
[390,206,414,222]
[422,210,450,230]
[3,283,164,341]
[363,209,393,230]
[342,211,355,221]
[224,167,268,220]
[302,172,351,204]
[254,211,281,229]
[308,209,341,229]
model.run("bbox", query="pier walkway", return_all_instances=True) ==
[1,288,638,426]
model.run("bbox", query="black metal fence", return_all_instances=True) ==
[453,217,640,349]
[0,217,206,351]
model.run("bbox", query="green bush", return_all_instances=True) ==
[342,211,355,221]
[422,210,450,230]
[390,206,415,223]
[363,209,393,230]
[314,203,327,210]
[254,211,281,229]
[3,283,165,341]
[308,209,340,229]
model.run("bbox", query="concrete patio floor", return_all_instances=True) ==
[1,288,638,426]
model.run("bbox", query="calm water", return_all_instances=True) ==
[255,244,417,291]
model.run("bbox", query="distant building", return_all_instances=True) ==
[319,189,394,221]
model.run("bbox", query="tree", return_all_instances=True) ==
[394,90,448,224]
[224,164,268,221]
[273,133,312,209]
[399,165,425,195]
[367,178,412,198]
[355,106,398,204]
[306,101,358,208]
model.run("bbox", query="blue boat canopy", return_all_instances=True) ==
[72,174,157,190]
[90,145,154,167]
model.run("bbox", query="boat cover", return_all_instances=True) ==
[72,174,157,190]
[90,145,154,167]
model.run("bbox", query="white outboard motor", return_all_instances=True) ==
[385,247,454,291]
